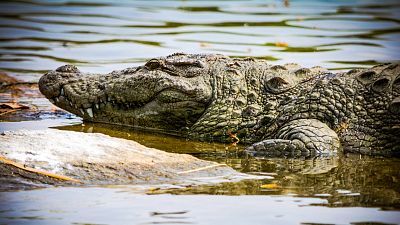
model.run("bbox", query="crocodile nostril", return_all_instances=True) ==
[357,71,376,83]
[56,64,80,73]
[144,59,161,70]
[372,78,390,92]
[265,77,292,94]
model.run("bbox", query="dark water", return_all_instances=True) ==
[1,0,400,224]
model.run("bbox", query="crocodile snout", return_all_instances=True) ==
[39,64,81,99]
[55,64,80,73]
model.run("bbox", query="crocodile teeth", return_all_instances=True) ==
[95,104,99,109]
[80,109,85,115]
[69,101,73,106]
[86,108,93,118]
[60,88,64,96]
[87,127,93,133]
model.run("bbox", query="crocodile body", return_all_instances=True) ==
[39,53,400,157]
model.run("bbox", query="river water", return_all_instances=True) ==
[0,0,400,224]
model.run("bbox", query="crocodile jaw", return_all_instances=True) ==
[39,65,213,132]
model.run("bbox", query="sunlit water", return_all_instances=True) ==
[1,0,400,224]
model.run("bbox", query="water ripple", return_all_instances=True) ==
[0,0,399,80]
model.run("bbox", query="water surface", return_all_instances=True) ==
[0,0,399,81]
[1,188,400,225]
[1,0,400,224]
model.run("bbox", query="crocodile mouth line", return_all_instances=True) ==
[52,86,202,118]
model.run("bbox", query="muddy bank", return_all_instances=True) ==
[0,129,263,191]
[0,71,72,122]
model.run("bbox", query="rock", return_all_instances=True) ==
[0,129,261,191]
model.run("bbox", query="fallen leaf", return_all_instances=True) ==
[275,42,289,47]
[227,129,240,145]
[148,187,161,192]
[0,102,29,109]
[0,72,19,85]
[50,105,59,112]
[335,121,349,134]
[200,42,211,47]
[0,155,80,183]
[0,109,18,116]
[260,183,280,189]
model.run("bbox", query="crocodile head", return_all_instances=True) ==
[39,53,221,134]
[39,53,311,141]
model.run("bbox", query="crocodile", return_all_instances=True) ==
[38,53,400,157]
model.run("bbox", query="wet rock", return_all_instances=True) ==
[0,129,260,190]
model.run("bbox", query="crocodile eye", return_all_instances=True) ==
[145,60,161,70]
[265,76,292,94]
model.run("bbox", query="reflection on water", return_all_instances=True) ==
[58,123,400,209]
[168,156,400,209]
[0,0,400,81]
[2,188,400,225]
